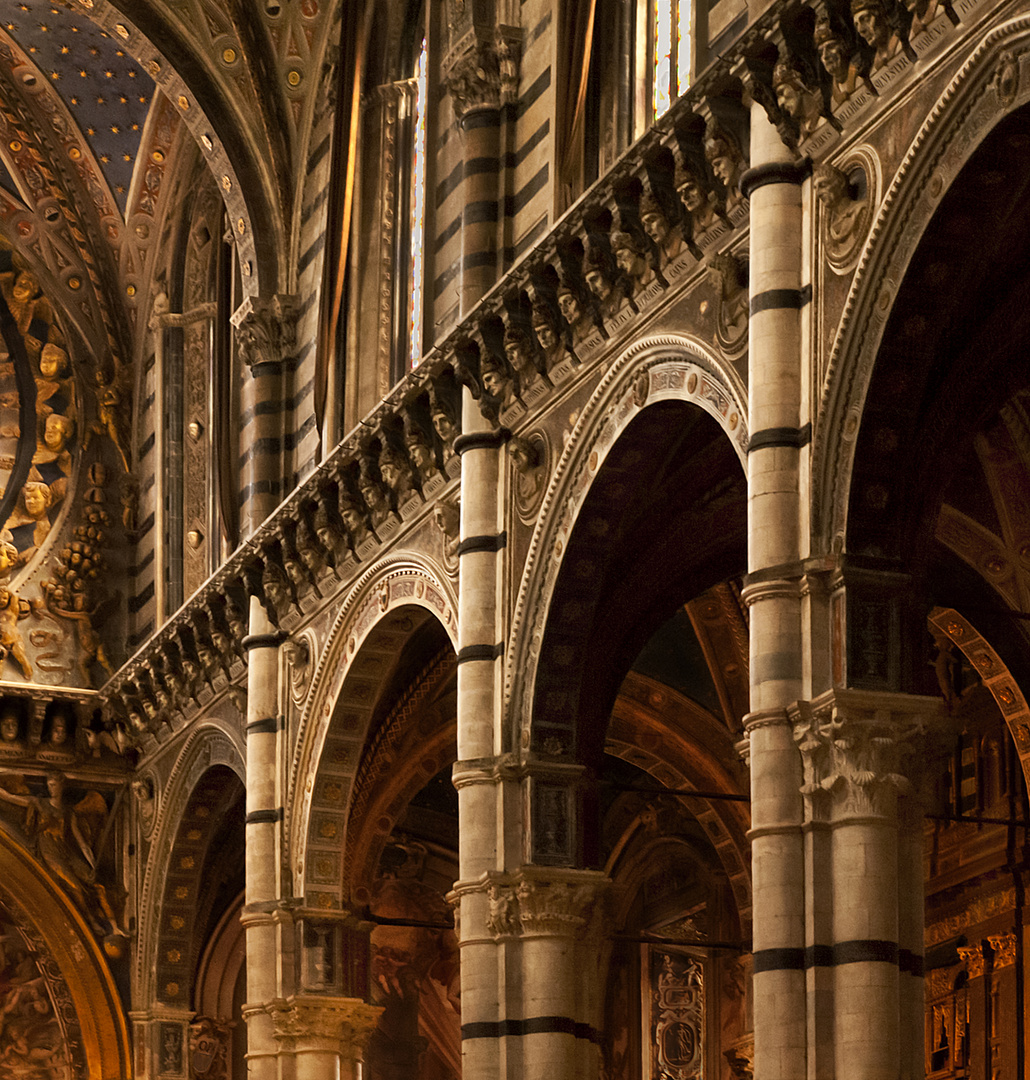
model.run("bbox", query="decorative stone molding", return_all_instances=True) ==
[790,689,938,820]
[265,995,383,1056]
[925,888,1016,946]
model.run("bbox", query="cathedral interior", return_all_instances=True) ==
[0,0,1025,1077]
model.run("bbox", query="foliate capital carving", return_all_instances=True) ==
[988,932,1017,969]
[444,30,521,119]
[483,868,607,939]
[724,1033,754,1080]
[232,294,298,367]
[265,996,383,1056]
[958,944,985,980]
[790,689,937,820]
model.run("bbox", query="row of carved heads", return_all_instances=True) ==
[748,0,956,150]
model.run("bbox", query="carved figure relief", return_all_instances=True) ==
[0,772,126,943]
[649,950,705,1080]
[902,0,940,40]
[432,497,460,575]
[510,432,549,523]
[708,254,749,353]
[584,246,627,322]
[0,903,86,1080]
[814,162,871,269]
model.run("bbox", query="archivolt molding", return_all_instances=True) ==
[133,720,244,1003]
[505,335,748,740]
[288,554,458,903]
[816,15,1030,551]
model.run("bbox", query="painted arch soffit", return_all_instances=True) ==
[505,335,749,740]
[814,15,1030,551]
[0,0,286,301]
[288,555,458,907]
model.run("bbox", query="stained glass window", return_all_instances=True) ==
[652,0,692,120]
[409,36,428,368]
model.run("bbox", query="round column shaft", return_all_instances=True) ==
[743,98,808,1080]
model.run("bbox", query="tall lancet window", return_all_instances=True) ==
[652,0,693,119]
[409,36,428,367]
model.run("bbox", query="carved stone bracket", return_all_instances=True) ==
[988,932,1017,970]
[232,295,299,367]
[790,689,939,821]
[265,995,383,1057]
[958,943,985,980]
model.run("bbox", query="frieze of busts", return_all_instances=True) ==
[814,16,859,107]
[428,381,460,458]
[295,512,328,580]
[675,162,718,237]
[902,0,939,39]
[280,529,319,602]
[0,706,26,757]
[378,438,418,507]
[772,55,823,140]
[337,485,372,551]
[261,557,294,623]
[530,301,569,371]
[402,410,440,487]
[584,244,626,322]
[703,119,747,212]
[504,326,546,395]
[357,452,393,530]
[37,706,76,764]
[611,230,658,299]
[851,0,902,71]
[313,498,347,565]
[640,188,687,269]
[556,281,594,346]
[480,352,516,410]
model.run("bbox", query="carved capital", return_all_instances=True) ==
[725,1033,754,1080]
[791,689,937,820]
[232,295,298,367]
[444,30,521,119]
[958,943,984,980]
[266,996,383,1057]
[988,932,1017,970]
[481,868,607,939]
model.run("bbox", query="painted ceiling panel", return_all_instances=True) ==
[1,0,155,213]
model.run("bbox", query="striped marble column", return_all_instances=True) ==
[451,390,510,1080]
[740,100,809,1080]
[232,295,296,536]
[241,598,286,1080]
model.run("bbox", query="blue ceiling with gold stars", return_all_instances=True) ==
[1,0,155,213]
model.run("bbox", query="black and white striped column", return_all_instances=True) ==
[739,101,809,1080]
[241,602,286,1080]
